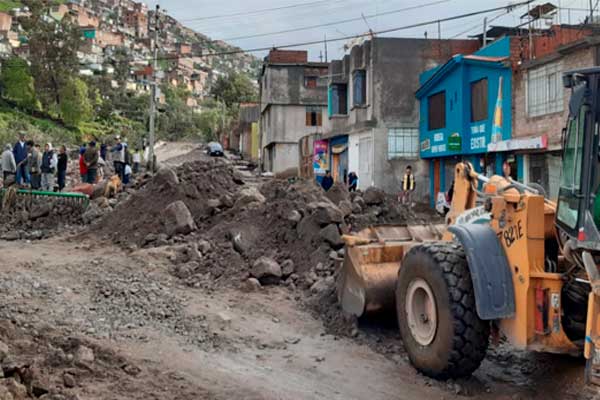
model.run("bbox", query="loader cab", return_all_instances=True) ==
[556,68,600,244]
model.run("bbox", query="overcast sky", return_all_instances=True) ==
[147,0,592,60]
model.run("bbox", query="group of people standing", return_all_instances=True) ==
[319,165,417,206]
[1,132,68,192]
[78,135,143,185]
[1,132,146,191]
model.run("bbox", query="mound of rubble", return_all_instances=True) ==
[0,197,86,241]
[92,159,431,296]
[0,319,210,400]
[94,159,245,246]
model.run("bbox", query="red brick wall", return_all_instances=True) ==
[512,46,595,148]
[267,50,308,64]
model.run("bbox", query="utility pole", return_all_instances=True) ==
[483,17,488,48]
[149,4,160,173]
[591,0,595,23]
[324,34,328,63]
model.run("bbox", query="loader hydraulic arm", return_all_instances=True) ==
[445,162,480,226]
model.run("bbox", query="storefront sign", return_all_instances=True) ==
[448,133,461,151]
[487,135,548,152]
[420,139,431,152]
[313,140,329,174]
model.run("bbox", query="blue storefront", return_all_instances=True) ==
[416,37,515,207]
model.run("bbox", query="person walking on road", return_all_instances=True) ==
[84,141,99,184]
[348,172,358,192]
[57,145,68,192]
[321,170,334,192]
[2,144,16,184]
[13,132,28,185]
[400,165,416,206]
[28,142,42,190]
[40,143,58,191]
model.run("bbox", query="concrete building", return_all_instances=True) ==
[232,103,260,161]
[259,49,329,175]
[323,37,479,197]
[417,38,513,206]
[512,29,600,200]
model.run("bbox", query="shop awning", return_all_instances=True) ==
[487,135,548,153]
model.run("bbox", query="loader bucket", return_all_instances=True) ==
[337,225,445,318]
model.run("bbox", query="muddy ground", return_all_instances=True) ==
[0,143,597,400]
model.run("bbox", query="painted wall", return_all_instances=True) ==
[418,58,512,159]
[261,104,329,147]
[512,46,595,149]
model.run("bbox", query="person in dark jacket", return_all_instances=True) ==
[57,145,68,192]
[100,143,107,161]
[28,142,42,190]
[40,143,57,191]
[13,132,28,185]
[84,141,99,184]
[321,170,334,192]
[348,172,358,192]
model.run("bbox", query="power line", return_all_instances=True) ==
[179,0,346,22]
[0,0,537,70]
[153,0,535,62]
[219,0,450,42]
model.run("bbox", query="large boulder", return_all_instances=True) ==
[251,257,282,284]
[153,167,179,187]
[338,200,353,217]
[363,187,386,205]
[82,203,105,224]
[311,202,343,226]
[234,187,266,209]
[163,201,196,236]
[319,224,344,249]
[325,183,350,205]
[297,214,321,241]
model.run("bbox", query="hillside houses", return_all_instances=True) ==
[0,0,258,108]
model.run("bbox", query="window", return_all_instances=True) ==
[329,84,348,116]
[471,78,488,122]
[353,70,366,106]
[388,128,419,159]
[306,106,322,127]
[527,63,564,117]
[304,76,318,88]
[428,91,446,130]
[557,107,586,229]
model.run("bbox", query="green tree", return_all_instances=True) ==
[22,0,83,112]
[195,108,222,142]
[60,78,93,127]
[210,72,257,108]
[1,56,38,110]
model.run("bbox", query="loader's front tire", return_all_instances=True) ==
[396,242,489,379]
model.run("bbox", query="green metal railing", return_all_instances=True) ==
[0,188,89,208]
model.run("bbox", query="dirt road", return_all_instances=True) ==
[0,143,596,400]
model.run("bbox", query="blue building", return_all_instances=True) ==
[416,38,514,207]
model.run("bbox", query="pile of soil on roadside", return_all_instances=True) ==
[0,319,214,400]
[0,194,87,241]
[93,158,245,246]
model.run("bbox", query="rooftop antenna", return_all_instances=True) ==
[361,13,374,37]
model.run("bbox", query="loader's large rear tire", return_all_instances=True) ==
[396,242,489,379]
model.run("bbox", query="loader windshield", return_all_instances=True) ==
[557,107,587,230]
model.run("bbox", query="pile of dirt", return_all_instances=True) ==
[0,196,87,241]
[94,159,245,247]
[0,320,213,399]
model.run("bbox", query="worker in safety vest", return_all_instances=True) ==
[400,165,415,206]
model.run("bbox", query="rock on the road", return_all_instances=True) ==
[163,201,197,236]
[320,224,344,249]
[251,257,282,284]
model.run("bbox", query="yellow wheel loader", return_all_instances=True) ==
[337,67,600,382]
